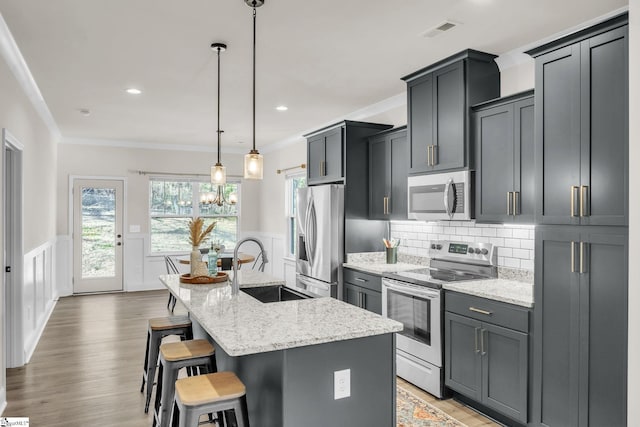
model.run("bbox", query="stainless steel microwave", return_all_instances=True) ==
[407,171,473,221]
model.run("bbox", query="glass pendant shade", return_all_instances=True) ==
[244,150,263,180]
[211,163,226,185]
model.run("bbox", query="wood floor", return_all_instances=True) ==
[4,290,497,426]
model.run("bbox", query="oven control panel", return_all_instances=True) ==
[429,240,496,265]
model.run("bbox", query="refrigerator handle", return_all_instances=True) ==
[308,199,318,262]
[304,196,313,264]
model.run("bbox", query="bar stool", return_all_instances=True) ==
[153,339,217,427]
[141,316,193,412]
[172,371,250,427]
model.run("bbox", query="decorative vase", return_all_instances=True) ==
[190,246,208,277]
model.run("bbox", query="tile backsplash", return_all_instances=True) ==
[389,221,535,271]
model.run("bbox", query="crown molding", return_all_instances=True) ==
[0,12,61,140]
[60,137,249,155]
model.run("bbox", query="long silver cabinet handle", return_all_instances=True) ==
[474,327,480,353]
[513,191,519,216]
[481,329,488,356]
[432,145,438,166]
[354,277,367,283]
[507,192,512,216]
[580,242,588,274]
[580,185,589,217]
[570,186,579,217]
[571,241,576,273]
[469,307,492,316]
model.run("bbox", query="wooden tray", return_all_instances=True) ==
[179,272,228,284]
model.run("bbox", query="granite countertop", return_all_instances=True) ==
[342,261,424,275]
[443,279,534,308]
[160,272,402,357]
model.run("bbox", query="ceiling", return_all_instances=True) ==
[0,0,628,152]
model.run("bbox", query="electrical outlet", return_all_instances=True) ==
[334,369,351,400]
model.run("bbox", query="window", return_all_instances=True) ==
[285,173,306,258]
[149,178,240,253]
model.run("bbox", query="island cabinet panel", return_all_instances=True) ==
[210,332,396,427]
[343,268,382,315]
[533,226,628,427]
[528,19,628,226]
[445,292,530,424]
[368,126,408,220]
[402,49,500,175]
[474,91,534,223]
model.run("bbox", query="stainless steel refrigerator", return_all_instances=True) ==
[294,184,344,298]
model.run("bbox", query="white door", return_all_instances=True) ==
[73,179,124,293]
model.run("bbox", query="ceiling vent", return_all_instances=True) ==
[421,21,460,38]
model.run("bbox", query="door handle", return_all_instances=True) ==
[427,145,432,166]
[383,196,388,215]
[469,307,492,316]
[117,242,122,246]
[506,192,513,215]
[474,327,479,353]
[431,145,438,166]
[571,241,576,273]
[361,292,366,309]
[481,329,488,356]
[570,186,579,217]
[579,242,588,274]
[513,191,519,216]
[117,234,122,238]
[580,185,589,217]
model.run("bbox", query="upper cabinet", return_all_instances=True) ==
[368,127,408,220]
[305,120,392,218]
[473,91,535,223]
[526,15,628,226]
[402,50,500,175]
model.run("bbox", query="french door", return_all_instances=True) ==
[73,179,124,293]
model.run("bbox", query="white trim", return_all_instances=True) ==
[0,387,6,415]
[60,137,249,155]
[4,129,24,368]
[23,298,56,364]
[0,15,61,140]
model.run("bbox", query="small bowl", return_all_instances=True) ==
[199,248,210,255]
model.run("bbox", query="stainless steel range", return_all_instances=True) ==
[382,240,497,398]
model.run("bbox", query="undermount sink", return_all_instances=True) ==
[240,285,310,303]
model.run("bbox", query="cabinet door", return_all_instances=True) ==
[432,62,465,171]
[580,27,628,226]
[307,135,326,183]
[535,45,582,225]
[408,75,434,174]
[445,312,482,401]
[361,287,382,315]
[579,229,627,427]
[369,135,390,219]
[323,127,343,182]
[482,323,528,424]
[533,227,581,427]
[343,283,360,308]
[513,97,535,223]
[389,131,408,219]
[475,104,514,222]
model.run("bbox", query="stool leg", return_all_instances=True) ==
[180,406,200,427]
[152,362,164,427]
[145,331,162,413]
[141,329,151,393]
[159,360,180,427]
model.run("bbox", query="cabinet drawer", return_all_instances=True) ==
[445,291,529,333]
[343,268,381,293]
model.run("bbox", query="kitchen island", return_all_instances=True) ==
[160,272,402,427]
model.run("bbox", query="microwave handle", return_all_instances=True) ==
[444,178,454,219]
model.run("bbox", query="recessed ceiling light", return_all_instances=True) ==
[237,141,245,144]
[276,105,288,111]
[78,108,91,116]
[126,88,142,95]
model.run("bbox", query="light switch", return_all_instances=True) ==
[334,369,351,400]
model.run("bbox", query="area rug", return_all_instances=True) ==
[397,386,468,427]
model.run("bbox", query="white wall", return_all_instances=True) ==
[628,0,638,421]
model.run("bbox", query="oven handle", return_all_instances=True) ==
[382,280,440,300]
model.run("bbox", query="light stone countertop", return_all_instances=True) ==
[443,279,534,308]
[342,261,425,275]
[160,272,403,357]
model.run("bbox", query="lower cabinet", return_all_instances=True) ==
[343,268,382,315]
[445,292,530,424]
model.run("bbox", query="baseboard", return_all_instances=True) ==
[126,280,166,292]
[24,298,57,364]
[0,386,6,415]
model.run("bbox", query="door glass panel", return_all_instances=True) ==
[81,187,116,278]
[387,289,431,345]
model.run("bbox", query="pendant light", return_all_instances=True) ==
[211,42,227,186]
[243,0,264,180]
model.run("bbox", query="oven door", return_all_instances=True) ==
[382,278,441,367]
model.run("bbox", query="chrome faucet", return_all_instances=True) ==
[231,237,269,295]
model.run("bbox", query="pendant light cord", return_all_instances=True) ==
[216,46,222,164]
[252,6,257,153]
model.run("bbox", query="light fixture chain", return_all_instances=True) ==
[252,6,256,152]
[216,46,221,164]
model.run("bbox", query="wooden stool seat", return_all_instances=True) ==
[175,372,246,406]
[149,315,191,330]
[160,339,214,362]
[172,371,250,427]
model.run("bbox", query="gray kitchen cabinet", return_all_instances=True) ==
[305,121,392,219]
[445,292,529,424]
[402,50,500,174]
[343,268,382,315]
[527,15,628,226]
[533,225,627,427]
[369,127,408,220]
[473,91,535,223]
